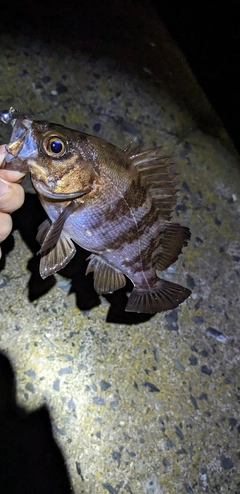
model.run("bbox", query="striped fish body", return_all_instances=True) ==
[0,111,191,313]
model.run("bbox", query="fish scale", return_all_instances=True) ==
[66,181,159,288]
[0,108,191,313]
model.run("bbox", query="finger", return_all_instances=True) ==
[0,178,25,213]
[0,144,7,161]
[0,145,26,183]
[0,169,26,183]
[0,211,12,243]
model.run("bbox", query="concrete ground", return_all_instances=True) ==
[0,1,239,493]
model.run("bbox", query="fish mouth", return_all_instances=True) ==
[32,180,92,200]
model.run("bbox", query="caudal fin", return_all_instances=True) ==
[125,279,191,314]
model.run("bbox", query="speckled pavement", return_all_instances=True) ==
[0,2,240,493]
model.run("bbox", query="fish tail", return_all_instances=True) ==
[125,279,191,314]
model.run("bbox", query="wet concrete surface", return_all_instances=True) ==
[0,1,240,493]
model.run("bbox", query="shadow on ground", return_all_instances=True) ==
[0,352,72,493]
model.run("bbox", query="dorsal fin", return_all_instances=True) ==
[124,144,178,220]
[153,223,191,272]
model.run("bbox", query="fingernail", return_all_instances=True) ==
[0,177,9,196]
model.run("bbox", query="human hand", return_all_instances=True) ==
[0,144,26,258]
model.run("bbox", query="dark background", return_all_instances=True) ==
[1,0,240,151]
[155,0,240,152]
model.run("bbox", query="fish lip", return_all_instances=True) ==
[32,180,92,200]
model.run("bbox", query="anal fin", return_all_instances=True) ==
[86,255,126,294]
[125,279,191,314]
[39,232,76,279]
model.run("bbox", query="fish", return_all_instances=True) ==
[0,108,191,314]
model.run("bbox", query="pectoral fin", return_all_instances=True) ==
[39,232,76,279]
[36,203,78,279]
[36,219,51,245]
[86,255,126,294]
[39,200,79,253]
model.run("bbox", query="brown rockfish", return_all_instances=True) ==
[0,108,191,313]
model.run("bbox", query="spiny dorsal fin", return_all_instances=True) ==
[124,144,178,220]
[153,223,191,272]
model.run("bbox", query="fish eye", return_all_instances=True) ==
[43,136,67,157]
[51,139,63,153]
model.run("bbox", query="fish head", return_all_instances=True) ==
[0,110,99,200]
